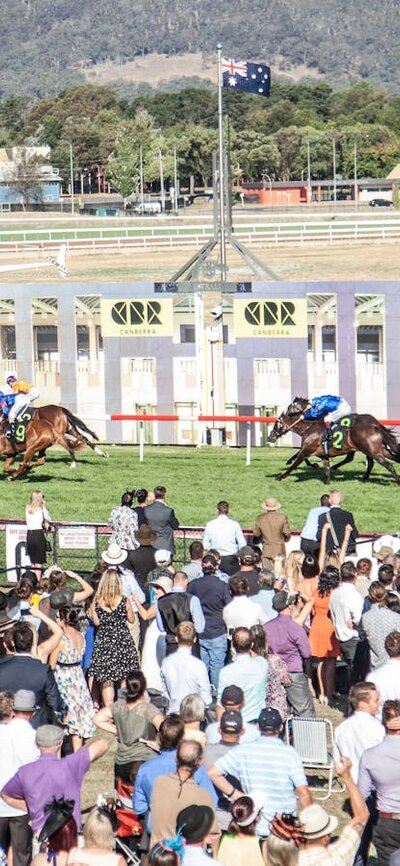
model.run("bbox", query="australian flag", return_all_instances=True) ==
[222,57,271,97]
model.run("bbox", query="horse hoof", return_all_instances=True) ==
[276,473,284,481]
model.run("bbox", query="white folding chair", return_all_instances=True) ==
[285,716,345,800]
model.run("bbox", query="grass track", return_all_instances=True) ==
[1,445,398,533]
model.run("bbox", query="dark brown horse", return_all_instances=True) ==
[268,396,400,483]
[0,405,108,478]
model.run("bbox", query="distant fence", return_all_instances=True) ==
[0,518,383,586]
[2,217,400,252]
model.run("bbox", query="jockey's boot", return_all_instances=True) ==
[5,422,15,440]
[323,422,332,457]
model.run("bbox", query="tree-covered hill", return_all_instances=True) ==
[2,0,400,99]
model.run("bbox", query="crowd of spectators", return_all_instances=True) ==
[0,485,399,866]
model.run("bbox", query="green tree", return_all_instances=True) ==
[6,148,46,209]
[107,123,140,204]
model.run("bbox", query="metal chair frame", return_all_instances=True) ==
[285,716,345,800]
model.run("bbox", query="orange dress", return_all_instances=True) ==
[309,589,340,658]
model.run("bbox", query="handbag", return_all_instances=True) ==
[42,508,52,553]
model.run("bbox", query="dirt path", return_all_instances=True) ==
[0,239,398,282]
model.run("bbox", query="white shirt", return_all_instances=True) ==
[203,514,246,556]
[25,505,51,530]
[329,582,364,641]
[223,597,266,631]
[0,718,40,817]
[160,646,212,713]
[368,658,400,707]
[182,847,223,866]
[334,710,384,783]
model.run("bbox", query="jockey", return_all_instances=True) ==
[0,391,17,433]
[302,394,351,457]
[4,375,40,439]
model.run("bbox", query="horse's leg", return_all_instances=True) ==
[361,456,374,482]
[276,445,316,480]
[2,455,16,473]
[8,447,36,480]
[374,454,400,483]
[330,452,355,474]
[286,452,318,468]
[322,458,331,484]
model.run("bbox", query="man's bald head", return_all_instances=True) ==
[176,739,203,772]
[329,490,342,506]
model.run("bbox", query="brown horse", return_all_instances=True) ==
[0,405,108,478]
[268,396,400,484]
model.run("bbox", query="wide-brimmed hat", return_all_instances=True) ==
[233,792,265,827]
[135,524,157,545]
[373,536,399,560]
[101,543,127,566]
[261,497,281,511]
[148,574,173,594]
[13,690,38,712]
[177,805,214,843]
[298,804,338,839]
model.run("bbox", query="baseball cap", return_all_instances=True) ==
[220,710,243,735]
[272,590,296,612]
[258,707,283,732]
[221,685,244,707]
[238,545,256,564]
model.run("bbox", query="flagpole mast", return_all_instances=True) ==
[217,43,227,280]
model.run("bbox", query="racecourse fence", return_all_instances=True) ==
[0,518,383,586]
[2,217,400,252]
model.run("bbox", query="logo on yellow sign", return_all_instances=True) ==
[101,299,173,337]
[234,298,307,338]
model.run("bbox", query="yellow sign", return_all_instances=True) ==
[101,299,173,337]
[234,298,307,338]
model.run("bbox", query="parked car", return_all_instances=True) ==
[134,201,162,214]
[369,198,393,207]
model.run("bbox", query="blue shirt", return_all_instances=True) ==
[133,749,217,830]
[301,505,330,541]
[215,737,307,836]
[217,654,268,721]
[303,395,341,420]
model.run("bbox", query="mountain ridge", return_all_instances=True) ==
[1,0,399,98]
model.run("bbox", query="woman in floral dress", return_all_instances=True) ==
[89,568,140,707]
[250,624,291,721]
[50,606,95,750]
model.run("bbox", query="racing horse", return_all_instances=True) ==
[268,396,400,484]
[0,406,107,478]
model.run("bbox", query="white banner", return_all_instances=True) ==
[58,526,96,550]
[6,524,31,583]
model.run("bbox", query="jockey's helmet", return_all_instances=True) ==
[6,375,16,384]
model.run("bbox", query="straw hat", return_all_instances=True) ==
[101,543,127,566]
[298,804,338,840]
[373,535,399,560]
[261,497,281,511]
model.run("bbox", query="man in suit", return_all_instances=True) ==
[317,489,358,555]
[0,623,62,729]
[143,485,180,555]
[253,497,291,568]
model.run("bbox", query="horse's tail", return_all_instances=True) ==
[62,408,99,441]
[380,424,400,462]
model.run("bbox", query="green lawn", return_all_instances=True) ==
[1,444,399,533]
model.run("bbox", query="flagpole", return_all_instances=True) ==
[217,43,227,279]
